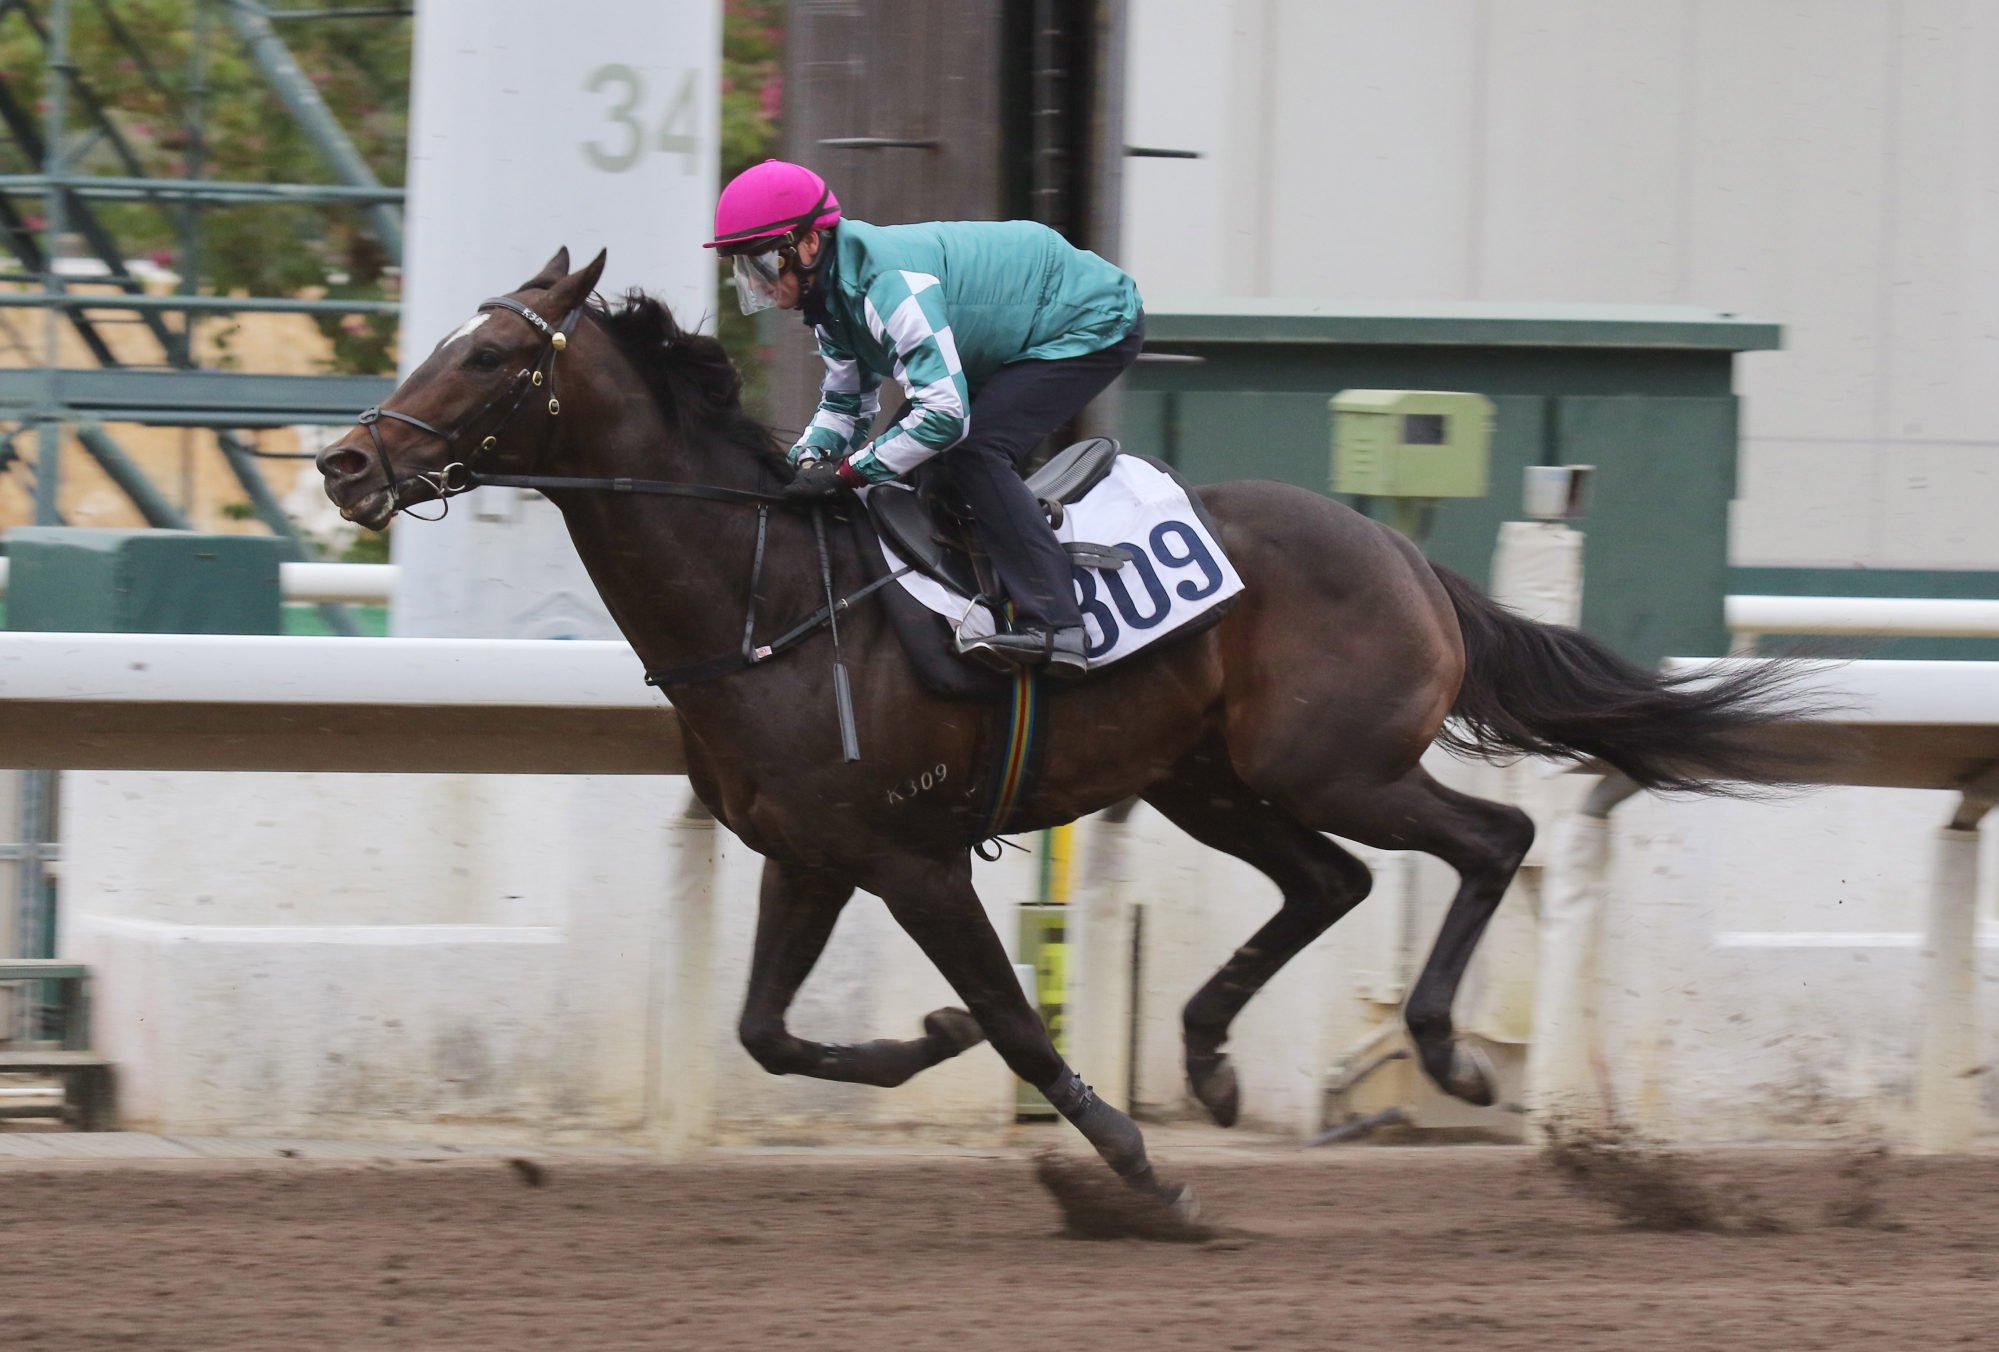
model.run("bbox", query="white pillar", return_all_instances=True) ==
[1069,809,1136,1111]
[394,0,721,639]
[1526,811,1612,1137]
[650,797,718,1158]
[1914,825,1982,1153]
[1490,521,1584,628]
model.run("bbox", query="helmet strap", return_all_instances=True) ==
[783,228,830,289]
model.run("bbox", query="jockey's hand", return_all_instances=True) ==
[782,461,847,503]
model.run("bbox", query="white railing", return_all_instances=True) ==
[0,632,678,775]
[1727,594,1999,652]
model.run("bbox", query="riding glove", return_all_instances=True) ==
[782,461,853,503]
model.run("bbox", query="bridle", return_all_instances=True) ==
[343,290,908,744]
[351,294,585,520]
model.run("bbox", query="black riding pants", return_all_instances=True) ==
[929,313,1145,631]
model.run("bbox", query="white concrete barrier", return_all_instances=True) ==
[1547,659,1999,1151]
[0,631,1026,1150]
[8,628,1995,1151]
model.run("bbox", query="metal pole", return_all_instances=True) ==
[220,0,405,261]
[35,0,72,527]
[75,423,194,529]
[179,0,212,370]
[10,769,59,1034]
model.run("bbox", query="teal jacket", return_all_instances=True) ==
[791,219,1142,483]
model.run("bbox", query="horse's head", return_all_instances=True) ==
[317,246,606,530]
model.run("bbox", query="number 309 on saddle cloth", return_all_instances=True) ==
[875,456,1246,667]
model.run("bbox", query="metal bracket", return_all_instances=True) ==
[817,137,940,150]
[1949,759,1999,831]
[1582,770,1642,819]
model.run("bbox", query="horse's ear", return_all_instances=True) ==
[521,247,570,290]
[540,248,608,318]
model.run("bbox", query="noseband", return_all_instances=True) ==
[352,294,583,520]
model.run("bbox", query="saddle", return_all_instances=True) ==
[866,437,1132,602]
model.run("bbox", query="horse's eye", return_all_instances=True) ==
[469,347,502,371]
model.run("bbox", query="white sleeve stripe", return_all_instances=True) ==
[930,324,965,377]
[820,355,867,395]
[862,294,889,346]
[910,375,967,423]
[883,292,940,357]
[898,270,942,296]
[807,409,858,435]
[870,429,944,474]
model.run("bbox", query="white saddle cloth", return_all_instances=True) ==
[872,456,1245,669]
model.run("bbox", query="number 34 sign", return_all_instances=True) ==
[582,65,702,175]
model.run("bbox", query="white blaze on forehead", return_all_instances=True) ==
[440,313,491,347]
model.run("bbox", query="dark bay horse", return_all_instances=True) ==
[318,249,1819,1211]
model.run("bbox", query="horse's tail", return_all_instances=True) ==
[1429,563,1834,794]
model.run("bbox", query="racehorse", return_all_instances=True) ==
[318,249,1823,1214]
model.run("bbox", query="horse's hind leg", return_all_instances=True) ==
[1141,745,1375,1126]
[1280,766,1534,1106]
[870,850,1184,1201]
[737,858,986,1087]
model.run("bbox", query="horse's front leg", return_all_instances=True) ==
[870,850,1185,1203]
[737,858,985,1087]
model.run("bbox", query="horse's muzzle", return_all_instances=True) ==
[316,438,397,529]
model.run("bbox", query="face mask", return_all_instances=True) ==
[730,249,784,315]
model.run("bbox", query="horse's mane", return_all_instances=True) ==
[586,289,788,479]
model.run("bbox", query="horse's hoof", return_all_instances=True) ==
[1439,1038,1498,1107]
[923,1007,986,1058]
[1187,1053,1241,1128]
[1161,1182,1201,1225]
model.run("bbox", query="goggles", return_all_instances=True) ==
[728,246,787,315]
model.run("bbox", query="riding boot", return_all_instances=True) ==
[945,462,1088,676]
[956,623,1089,679]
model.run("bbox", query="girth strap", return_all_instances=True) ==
[643,566,909,688]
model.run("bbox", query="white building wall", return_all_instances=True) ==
[1123,0,1999,571]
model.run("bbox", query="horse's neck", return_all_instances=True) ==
[550,404,815,681]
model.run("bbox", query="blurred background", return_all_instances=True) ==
[1,2,1994,1153]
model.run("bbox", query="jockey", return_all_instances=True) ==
[704,158,1145,679]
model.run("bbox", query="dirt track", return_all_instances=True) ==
[1,1143,1994,1351]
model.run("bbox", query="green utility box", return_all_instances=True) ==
[1124,301,1782,668]
[3,528,283,634]
[1331,389,1493,499]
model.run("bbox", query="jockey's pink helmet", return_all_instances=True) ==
[703,159,842,254]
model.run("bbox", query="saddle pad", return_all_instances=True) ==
[872,456,1245,669]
